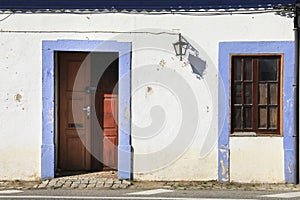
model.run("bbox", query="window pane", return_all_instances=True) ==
[259,107,267,129]
[269,107,278,129]
[233,106,242,129]
[269,83,278,105]
[244,58,253,80]
[233,58,242,81]
[259,58,278,81]
[244,107,252,129]
[233,83,242,104]
[259,83,267,105]
[244,83,252,104]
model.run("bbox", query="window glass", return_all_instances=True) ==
[233,58,242,81]
[259,58,278,81]
[244,107,252,129]
[269,107,278,129]
[233,83,242,104]
[269,83,278,105]
[233,106,242,129]
[244,58,252,80]
[259,83,267,105]
[258,107,267,129]
[244,83,252,104]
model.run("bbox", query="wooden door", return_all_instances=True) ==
[59,52,91,171]
[102,94,118,169]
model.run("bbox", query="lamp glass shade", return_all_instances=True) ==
[181,42,188,55]
[173,41,181,56]
[173,41,188,55]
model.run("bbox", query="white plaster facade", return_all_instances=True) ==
[0,11,294,182]
[230,137,285,183]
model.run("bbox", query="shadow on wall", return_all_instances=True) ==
[188,53,206,79]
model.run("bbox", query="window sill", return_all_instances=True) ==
[231,132,256,137]
[230,132,282,137]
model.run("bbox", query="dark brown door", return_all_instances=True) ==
[59,52,91,171]
[58,52,119,172]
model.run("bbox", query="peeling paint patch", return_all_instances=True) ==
[47,109,54,124]
[124,108,130,122]
[145,86,153,98]
[182,60,189,67]
[220,159,229,176]
[14,93,22,102]
[147,86,152,93]
[12,91,26,110]
[220,145,229,158]
[47,68,54,77]
[288,161,292,174]
[219,144,230,182]
[159,59,166,67]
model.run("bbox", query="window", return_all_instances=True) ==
[231,55,282,135]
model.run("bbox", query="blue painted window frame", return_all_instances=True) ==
[42,40,132,180]
[218,41,295,183]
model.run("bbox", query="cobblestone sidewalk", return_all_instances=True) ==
[33,178,131,190]
[1,171,300,191]
[33,171,132,190]
[0,171,131,190]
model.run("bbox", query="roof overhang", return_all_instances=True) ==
[0,0,296,11]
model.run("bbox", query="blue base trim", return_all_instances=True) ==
[218,41,295,183]
[118,145,132,179]
[41,144,55,179]
[42,40,132,180]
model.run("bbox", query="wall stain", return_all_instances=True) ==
[47,109,54,124]
[220,145,229,159]
[219,144,230,182]
[220,159,229,176]
[14,93,22,102]
[288,160,293,174]
[159,59,166,67]
[145,86,153,98]
[124,108,130,122]
[182,61,189,67]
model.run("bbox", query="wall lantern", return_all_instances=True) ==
[173,33,189,61]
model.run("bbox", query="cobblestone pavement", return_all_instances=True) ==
[1,171,300,191]
[0,171,131,190]
[161,181,300,191]
[34,171,132,190]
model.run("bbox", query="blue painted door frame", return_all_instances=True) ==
[42,40,132,180]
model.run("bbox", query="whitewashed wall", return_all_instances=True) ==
[230,137,284,183]
[0,12,293,181]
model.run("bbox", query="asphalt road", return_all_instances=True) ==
[0,188,299,200]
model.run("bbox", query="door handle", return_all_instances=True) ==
[83,106,91,118]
